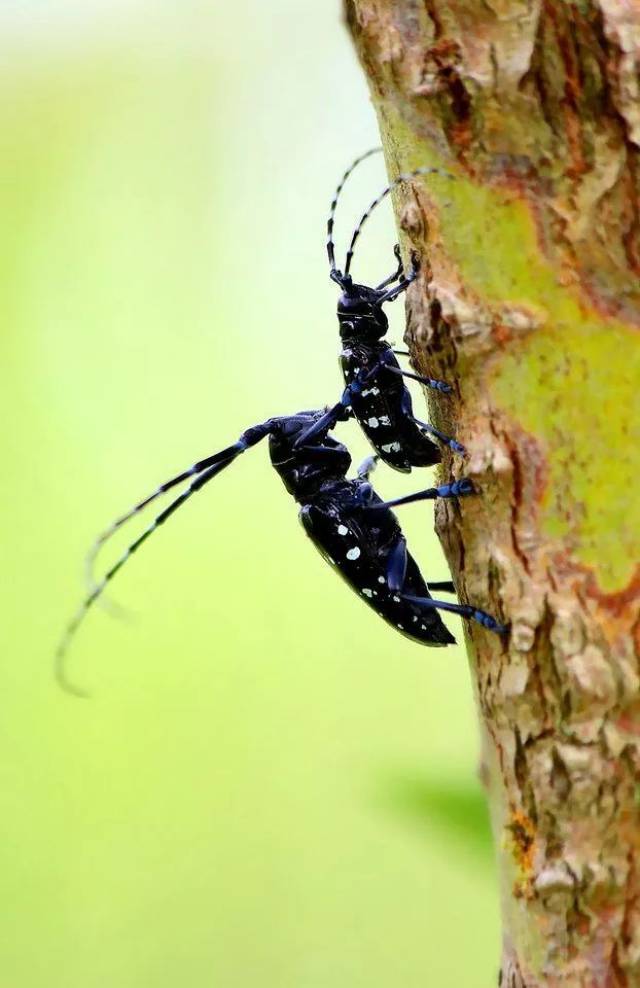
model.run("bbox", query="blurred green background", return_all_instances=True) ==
[0,1,499,985]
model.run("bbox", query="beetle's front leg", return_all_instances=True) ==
[378,250,420,303]
[375,244,403,291]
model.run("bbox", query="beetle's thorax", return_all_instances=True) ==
[271,448,352,504]
[268,417,352,504]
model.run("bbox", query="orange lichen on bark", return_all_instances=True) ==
[507,809,537,895]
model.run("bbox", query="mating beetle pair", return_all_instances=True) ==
[56,150,506,692]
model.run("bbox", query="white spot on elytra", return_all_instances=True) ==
[362,588,374,598]
[378,576,385,584]
[362,387,380,397]
[346,547,361,561]
[337,524,348,535]
[367,417,379,429]
[381,442,401,454]
[397,624,404,630]
[379,415,391,426]
[393,595,401,603]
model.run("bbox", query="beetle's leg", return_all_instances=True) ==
[378,269,417,304]
[356,454,379,481]
[402,593,508,634]
[375,244,403,290]
[349,451,378,505]
[386,364,452,394]
[378,534,498,634]
[361,478,474,512]
[386,537,408,592]
[351,456,378,505]
[398,389,464,453]
[428,581,456,593]
[412,417,466,454]
[386,544,456,596]
[378,251,420,303]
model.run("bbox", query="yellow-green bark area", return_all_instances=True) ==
[492,321,639,592]
[445,184,640,593]
[391,132,640,593]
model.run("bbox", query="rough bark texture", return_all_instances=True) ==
[344,2,640,985]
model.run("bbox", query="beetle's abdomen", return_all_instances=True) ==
[298,495,454,647]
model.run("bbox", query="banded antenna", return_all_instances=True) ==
[344,165,455,278]
[54,430,270,696]
[326,147,382,281]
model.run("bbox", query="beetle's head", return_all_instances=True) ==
[335,276,388,342]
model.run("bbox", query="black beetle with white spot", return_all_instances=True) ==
[56,409,506,694]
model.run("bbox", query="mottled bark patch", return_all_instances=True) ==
[346,1,640,984]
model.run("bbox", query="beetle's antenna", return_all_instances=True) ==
[327,147,382,283]
[344,166,455,277]
[56,423,274,696]
[85,449,245,593]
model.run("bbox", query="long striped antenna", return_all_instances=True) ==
[327,147,382,281]
[85,449,243,594]
[55,424,272,696]
[344,166,455,277]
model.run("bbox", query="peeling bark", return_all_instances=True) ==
[344,2,640,985]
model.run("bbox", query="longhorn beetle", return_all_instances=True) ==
[56,409,506,694]
[297,149,462,471]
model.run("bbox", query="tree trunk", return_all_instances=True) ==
[344,2,640,985]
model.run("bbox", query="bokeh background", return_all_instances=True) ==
[0,1,500,985]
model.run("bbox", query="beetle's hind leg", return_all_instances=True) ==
[398,389,464,453]
[384,539,505,633]
[384,542,455,596]
[403,593,508,634]
[413,417,466,455]
[386,537,408,592]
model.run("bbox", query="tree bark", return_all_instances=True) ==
[344,2,640,985]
